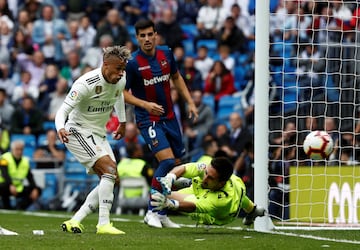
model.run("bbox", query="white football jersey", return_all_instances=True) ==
[59,68,126,136]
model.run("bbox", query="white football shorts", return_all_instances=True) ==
[64,124,116,173]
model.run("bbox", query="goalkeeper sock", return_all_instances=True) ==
[98,174,115,226]
[241,195,255,214]
[72,186,99,222]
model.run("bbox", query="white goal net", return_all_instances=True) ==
[266,0,360,229]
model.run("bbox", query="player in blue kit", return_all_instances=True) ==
[124,19,198,228]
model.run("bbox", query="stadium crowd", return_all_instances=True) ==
[0,0,359,222]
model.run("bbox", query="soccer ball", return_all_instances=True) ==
[303,130,334,160]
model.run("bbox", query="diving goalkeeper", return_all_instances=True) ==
[151,157,265,226]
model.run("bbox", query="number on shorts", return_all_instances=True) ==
[87,135,96,145]
[148,125,156,139]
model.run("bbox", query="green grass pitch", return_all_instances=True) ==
[1,210,360,250]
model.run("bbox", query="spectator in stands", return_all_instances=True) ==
[230,3,255,45]
[32,4,70,65]
[195,0,227,42]
[155,8,184,50]
[217,44,235,72]
[82,34,113,69]
[216,16,247,54]
[119,0,150,26]
[0,140,41,210]
[93,8,130,48]
[39,77,68,122]
[61,0,89,21]
[0,0,14,21]
[38,63,59,103]
[176,0,200,25]
[12,70,39,104]
[148,0,178,24]
[294,43,326,101]
[16,50,47,89]
[76,16,96,57]
[20,0,42,23]
[331,0,353,42]
[204,60,236,112]
[194,45,214,81]
[268,144,295,220]
[270,0,297,42]
[184,90,214,155]
[14,9,33,37]
[0,88,14,131]
[60,50,82,85]
[212,121,230,148]
[113,122,145,162]
[310,5,338,44]
[195,135,219,164]
[0,17,13,65]
[180,56,203,91]
[173,46,186,73]
[234,141,254,200]
[219,112,253,162]
[9,29,34,73]
[10,95,44,137]
[61,20,81,58]
[170,84,187,132]
[271,120,297,147]
[33,129,65,168]
[0,64,15,98]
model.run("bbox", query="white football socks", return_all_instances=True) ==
[72,186,99,222]
[97,174,115,226]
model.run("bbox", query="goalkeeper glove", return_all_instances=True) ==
[150,191,179,211]
[157,173,176,195]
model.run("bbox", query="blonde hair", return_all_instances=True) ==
[103,46,131,62]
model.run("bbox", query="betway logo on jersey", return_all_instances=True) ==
[144,74,170,86]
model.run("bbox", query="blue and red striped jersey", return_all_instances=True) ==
[126,45,178,124]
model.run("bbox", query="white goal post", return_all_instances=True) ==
[255,0,360,231]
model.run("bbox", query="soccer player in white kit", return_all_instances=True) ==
[55,46,131,235]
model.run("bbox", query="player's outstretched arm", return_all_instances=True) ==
[123,89,164,116]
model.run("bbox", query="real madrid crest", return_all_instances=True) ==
[115,90,119,97]
[95,86,102,94]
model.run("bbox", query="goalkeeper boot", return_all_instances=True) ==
[96,223,125,235]
[144,210,162,228]
[243,205,266,226]
[159,215,181,228]
[61,219,84,233]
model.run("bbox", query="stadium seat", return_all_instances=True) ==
[116,176,149,216]
[202,94,215,114]
[182,39,195,57]
[217,95,243,120]
[10,134,37,148]
[180,24,198,40]
[43,121,56,131]
[127,25,137,44]
[196,39,218,57]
